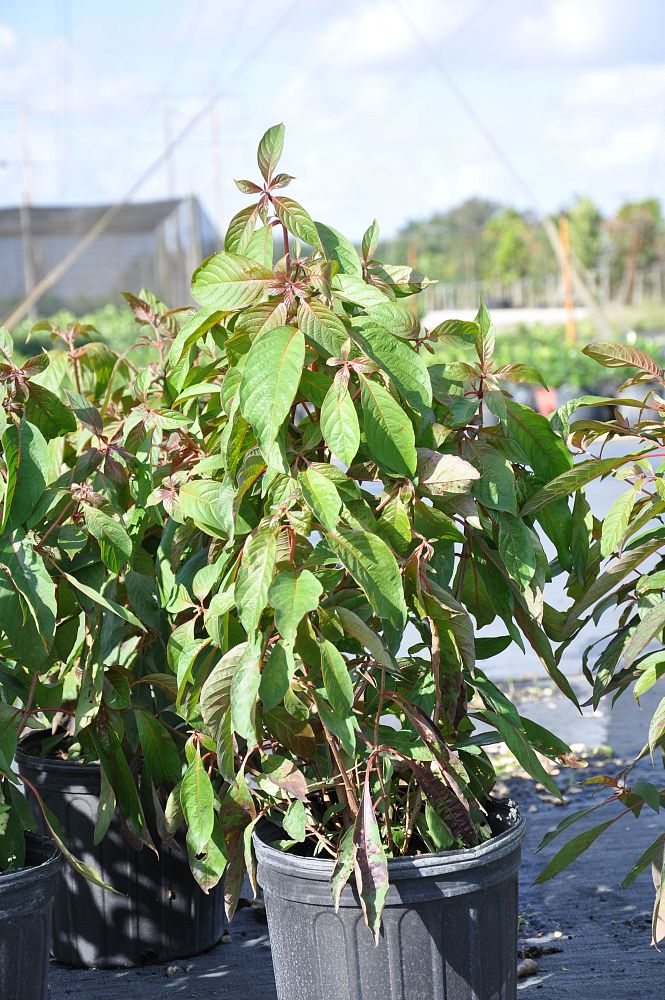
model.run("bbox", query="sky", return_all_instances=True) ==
[1,0,665,241]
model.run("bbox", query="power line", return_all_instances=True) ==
[2,0,302,328]
[391,0,611,336]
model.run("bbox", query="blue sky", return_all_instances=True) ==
[1,0,665,239]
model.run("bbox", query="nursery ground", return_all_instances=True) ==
[48,681,663,1000]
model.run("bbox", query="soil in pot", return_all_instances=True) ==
[254,799,525,1000]
[0,832,62,1000]
[17,732,225,968]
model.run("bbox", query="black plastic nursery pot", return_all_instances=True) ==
[254,801,526,1000]
[17,733,225,968]
[0,832,62,1000]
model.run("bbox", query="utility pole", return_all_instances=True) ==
[558,213,576,346]
[19,103,37,318]
[162,92,176,197]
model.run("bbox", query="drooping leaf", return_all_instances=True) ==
[319,638,354,715]
[353,771,389,944]
[135,710,182,787]
[235,527,278,634]
[1,419,49,531]
[299,467,342,532]
[326,528,407,628]
[180,748,215,855]
[360,377,416,477]
[320,378,360,466]
[535,819,617,883]
[239,325,305,460]
[83,506,133,573]
[498,513,537,589]
[230,636,262,743]
[268,569,323,645]
[600,488,638,557]
[351,317,432,417]
[24,383,77,439]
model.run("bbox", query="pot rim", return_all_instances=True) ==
[253,799,525,884]
[16,730,100,775]
[0,832,62,893]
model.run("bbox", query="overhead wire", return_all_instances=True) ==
[391,0,611,335]
[3,0,302,328]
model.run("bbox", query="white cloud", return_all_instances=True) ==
[0,24,16,53]
[512,0,619,59]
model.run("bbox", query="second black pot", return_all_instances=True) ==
[0,832,62,1000]
[17,733,225,968]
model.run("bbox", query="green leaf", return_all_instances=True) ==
[480,708,561,798]
[235,528,278,634]
[259,640,297,711]
[332,274,389,310]
[648,696,665,756]
[268,569,323,645]
[200,643,249,735]
[299,467,342,532]
[90,718,152,847]
[188,814,228,892]
[521,456,628,516]
[191,252,273,310]
[230,636,262,742]
[498,513,536,588]
[296,299,348,357]
[416,449,480,496]
[24,384,77,439]
[430,318,479,348]
[257,123,285,181]
[83,506,132,573]
[224,204,260,255]
[335,606,396,673]
[351,317,431,417]
[361,220,380,261]
[32,796,118,892]
[180,749,215,855]
[315,222,363,276]
[239,325,305,461]
[463,440,517,513]
[600,488,638,557]
[565,536,664,629]
[178,479,235,538]
[326,528,407,628]
[272,196,321,248]
[503,398,572,481]
[0,532,56,651]
[320,378,360,465]
[135,710,181,787]
[167,309,225,371]
[360,377,416,477]
[60,568,145,631]
[320,638,354,715]
[1,419,49,531]
[535,819,617,883]
[282,799,307,842]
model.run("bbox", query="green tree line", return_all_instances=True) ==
[382,195,664,295]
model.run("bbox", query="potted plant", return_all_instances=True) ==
[522,339,665,946]
[150,125,579,999]
[0,315,225,968]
